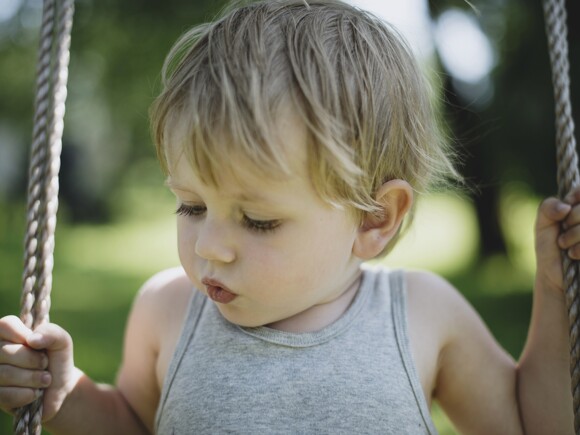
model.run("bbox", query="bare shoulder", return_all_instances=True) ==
[404,270,483,342]
[404,269,520,433]
[135,267,193,330]
[402,270,467,405]
[116,267,194,432]
[127,267,193,357]
[405,269,466,317]
[137,267,192,304]
[130,266,194,386]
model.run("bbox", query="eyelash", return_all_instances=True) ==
[175,204,205,217]
[175,204,282,234]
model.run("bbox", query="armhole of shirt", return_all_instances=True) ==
[389,270,439,435]
[155,290,206,432]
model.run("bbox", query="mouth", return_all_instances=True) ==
[201,277,238,304]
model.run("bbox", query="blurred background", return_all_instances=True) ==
[0,0,578,433]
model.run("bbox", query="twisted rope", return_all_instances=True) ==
[542,0,580,432]
[14,0,74,433]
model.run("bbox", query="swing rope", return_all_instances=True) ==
[14,0,74,433]
[542,0,580,431]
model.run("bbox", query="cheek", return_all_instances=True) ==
[240,238,307,292]
[301,219,358,279]
[245,223,354,286]
[177,219,197,265]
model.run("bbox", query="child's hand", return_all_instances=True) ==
[0,315,79,422]
[536,186,580,295]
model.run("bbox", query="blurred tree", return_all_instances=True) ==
[0,0,228,221]
[428,0,580,257]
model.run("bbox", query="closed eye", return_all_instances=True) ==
[242,215,281,233]
[175,204,281,233]
[175,204,206,217]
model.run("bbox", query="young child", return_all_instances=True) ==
[0,0,576,433]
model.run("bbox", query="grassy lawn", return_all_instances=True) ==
[0,182,539,434]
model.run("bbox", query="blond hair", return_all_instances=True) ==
[151,0,460,249]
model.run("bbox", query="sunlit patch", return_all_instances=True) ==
[434,9,495,84]
[346,0,434,58]
[0,0,21,23]
[379,193,478,276]
[499,182,540,279]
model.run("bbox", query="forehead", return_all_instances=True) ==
[164,106,310,191]
[166,140,322,216]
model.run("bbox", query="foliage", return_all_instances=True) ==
[428,0,580,255]
[0,0,228,219]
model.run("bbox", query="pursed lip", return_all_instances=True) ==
[201,277,238,304]
[201,277,234,293]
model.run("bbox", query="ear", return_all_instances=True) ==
[353,179,414,260]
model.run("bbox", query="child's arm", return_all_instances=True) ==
[0,315,149,434]
[40,370,151,435]
[408,271,524,434]
[0,268,183,434]
[47,267,190,434]
[408,190,577,434]
[517,191,578,433]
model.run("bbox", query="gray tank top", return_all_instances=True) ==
[155,266,437,434]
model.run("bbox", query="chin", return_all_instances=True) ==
[215,304,268,328]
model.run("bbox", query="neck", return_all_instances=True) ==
[267,269,363,333]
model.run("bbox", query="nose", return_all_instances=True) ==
[194,217,236,264]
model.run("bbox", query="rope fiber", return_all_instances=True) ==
[542,0,580,432]
[14,0,74,433]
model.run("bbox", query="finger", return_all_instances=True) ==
[0,342,48,370]
[27,323,72,353]
[565,187,580,205]
[567,244,580,261]
[27,324,74,382]
[0,364,51,389]
[537,197,571,229]
[0,387,42,414]
[558,218,580,260]
[0,316,33,344]
[564,203,580,230]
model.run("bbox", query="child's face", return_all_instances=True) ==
[166,115,364,328]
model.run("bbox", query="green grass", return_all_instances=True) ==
[0,187,538,434]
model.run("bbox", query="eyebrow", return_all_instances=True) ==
[164,177,275,205]
[164,178,185,191]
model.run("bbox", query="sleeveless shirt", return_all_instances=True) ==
[155,266,437,434]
